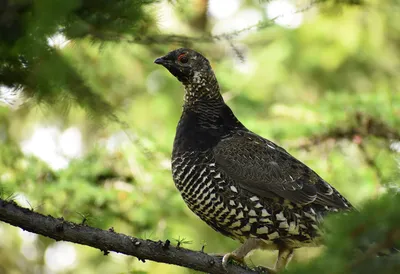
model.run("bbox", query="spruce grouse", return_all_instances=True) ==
[154,48,352,273]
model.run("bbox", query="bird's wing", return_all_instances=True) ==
[213,131,351,209]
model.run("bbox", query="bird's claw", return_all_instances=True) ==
[222,252,245,270]
[222,254,277,274]
[255,266,277,274]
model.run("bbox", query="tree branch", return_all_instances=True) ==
[0,198,262,274]
[293,112,400,150]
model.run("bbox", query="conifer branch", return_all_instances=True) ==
[294,112,400,150]
[0,198,263,274]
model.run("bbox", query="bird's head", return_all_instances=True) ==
[155,48,222,105]
[154,48,214,86]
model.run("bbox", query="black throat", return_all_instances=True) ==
[173,96,246,154]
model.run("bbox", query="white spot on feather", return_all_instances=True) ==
[199,167,207,176]
[267,144,275,150]
[193,71,202,83]
[255,203,263,208]
[249,210,257,217]
[214,173,221,179]
[279,221,289,229]
[260,218,273,224]
[250,196,259,202]
[230,221,241,228]
[288,221,299,234]
[276,212,286,221]
[261,209,271,217]
[257,226,269,234]
[304,212,316,221]
[268,231,280,240]
[236,211,244,219]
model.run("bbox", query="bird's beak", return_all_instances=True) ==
[154,56,166,65]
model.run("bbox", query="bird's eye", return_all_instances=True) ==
[178,53,188,63]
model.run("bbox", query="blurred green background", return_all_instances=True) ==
[0,0,399,273]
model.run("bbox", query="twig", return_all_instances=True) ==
[294,113,400,150]
[0,199,262,274]
[349,229,400,270]
[358,142,384,196]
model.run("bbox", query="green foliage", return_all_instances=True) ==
[0,0,400,274]
[0,0,156,117]
[287,193,400,274]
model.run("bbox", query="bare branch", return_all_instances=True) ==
[0,199,262,274]
[127,19,277,46]
[293,112,400,150]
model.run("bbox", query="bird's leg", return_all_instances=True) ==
[222,238,263,269]
[250,247,293,274]
[254,247,294,274]
[274,247,294,272]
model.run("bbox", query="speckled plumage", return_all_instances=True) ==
[155,48,352,272]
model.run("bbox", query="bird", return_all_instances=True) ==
[154,48,353,273]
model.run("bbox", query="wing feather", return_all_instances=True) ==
[213,131,351,209]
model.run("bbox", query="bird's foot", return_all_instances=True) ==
[209,252,225,257]
[255,266,277,274]
[222,252,245,270]
[222,255,277,274]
